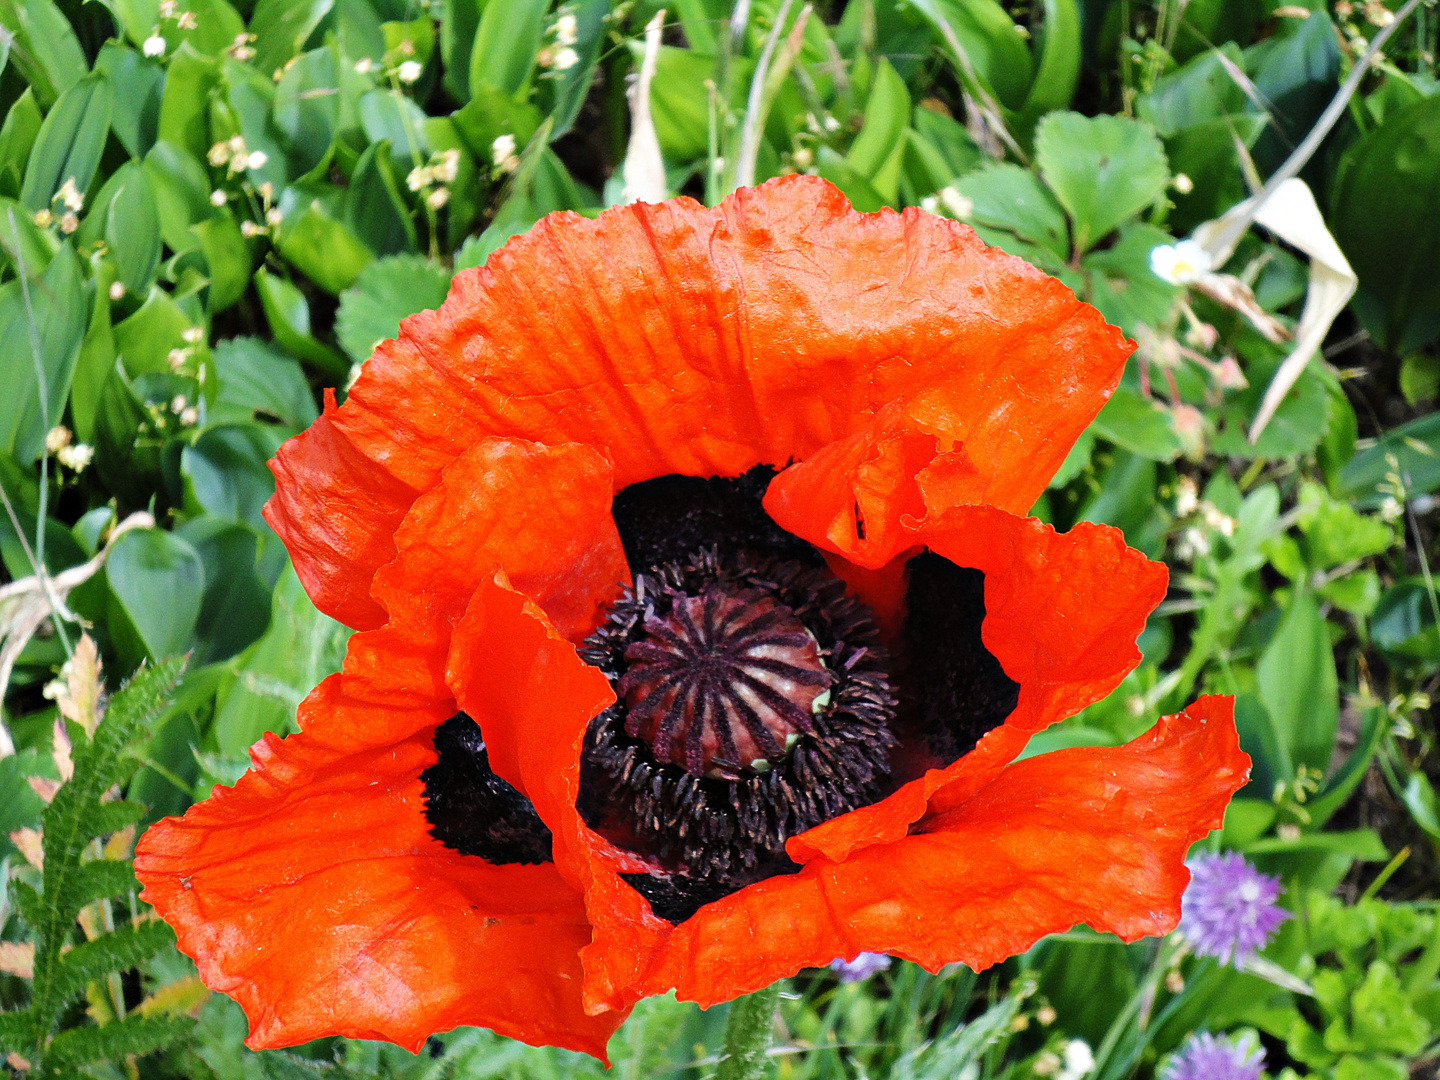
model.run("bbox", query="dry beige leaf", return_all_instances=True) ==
[9,826,43,870]
[0,940,34,979]
[50,718,73,782]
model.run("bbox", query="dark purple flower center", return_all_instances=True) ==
[618,588,832,778]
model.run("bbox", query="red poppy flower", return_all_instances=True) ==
[135,176,1249,1054]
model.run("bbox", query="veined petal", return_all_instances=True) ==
[134,726,623,1057]
[266,176,1130,631]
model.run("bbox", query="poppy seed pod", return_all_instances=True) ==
[135,177,1249,1058]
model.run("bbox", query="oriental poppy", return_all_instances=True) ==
[134,176,1249,1055]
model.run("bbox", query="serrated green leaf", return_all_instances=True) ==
[956,162,1069,261]
[1035,111,1169,255]
[43,1013,191,1069]
[57,860,138,921]
[10,878,42,926]
[89,800,149,835]
[0,1008,34,1054]
[53,920,177,1001]
[335,254,450,363]
[19,73,112,212]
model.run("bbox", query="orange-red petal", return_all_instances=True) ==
[266,176,1130,630]
[588,696,1247,1008]
[134,723,624,1057]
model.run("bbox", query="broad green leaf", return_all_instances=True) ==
[1077,447,1157,537]
[210,336,319,431]
[905,0,1033,112]
[957,162,1068,262]
[224,57,290,189]
[160,0,247,57]
[105,162,162,296]
[539,0,610,139]
[91,360,164,507]
[1245,9,1340,176]
[213,561,351,756]
[0,242,86,462]
[1034,111,1169,255]
[192,210,252,313]
[143,140,214,254]
[813,146,887,213]
[1136,44,1248,137]
[335,254,450,363]
[845,59,910,204]
[1333,93,1440,353]
[1371,579,1440,667]
[94,43,165,160]
[71,256,118,444]
[1341,410,1440,507]
[1162,113,1267,234]
[1211,352,1332,460]
[0,88,44,198]
[1082,222,1182,337]
[422,117,481,248]
[19,73,113,212]
[253,267,350,380]
[1402,772,1440,844]
[625,45,750,163]
[274,47,341,177]
[176,515,274,664]
[1088,388,1182,461]
[469,0,548,99]
[451,83,541,163]
[441,0,484,102]
[1308,705,1387,829]
[156,44,220,163]
[345,140,418,256]
[1016,0,1080,129]
[106,527,206,661]
[276,197,373,294]
[1257,588,1339,775]
[358,88,431,168]
[249,0,336,78]
[0,195,60,276]
[181,423,278,533]
[0,0,87,108]
[113,285,196,376]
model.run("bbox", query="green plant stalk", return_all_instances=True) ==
[716,983,781,1080]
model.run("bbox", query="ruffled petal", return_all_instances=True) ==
[301,437,623,750]
[786,507,1168,866]
[590,696,1247,1008]
[267,176,1129,629]
[134,724,624,1058]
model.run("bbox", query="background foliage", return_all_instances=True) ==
[1,0,1439,1075]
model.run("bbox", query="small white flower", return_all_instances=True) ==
[265,207,283,227]
[938,186,974,220]
[32,208,53,228]
[432,148,460,184]
[56,443,93,472]
[406,165,431,191]
[159,0,177,16]
[180,407,199,426]
[246,150,268,170]
[59,212,79,234]
[1174,476,1199,517]
[182,326,204,344]
[171,395,188,415]
[551,46,579,70]
[143,32,166,57]
[240,219,261,238]
[354,57,374,74]
[57,176,84,212]
[1058,1040,1095,1080]
[790,146,813,170]
[44,426,72,453]
[426,186,450,210]
[555,12,579,45]
[176,10,197,30]
[1172,172,1194,194]
[1149,239,1213,285]
[207,141,231,166]
[209,189,228,206]
[108,281,125,301]
[490,133,518,170]
[397,60,423,84]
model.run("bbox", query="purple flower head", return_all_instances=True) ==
[830,952,892,983]
[1179,851,1290,967]
[1163,1032,1265,1080]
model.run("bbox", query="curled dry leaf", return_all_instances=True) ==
[9,826,43,870]
[0,940,35,979]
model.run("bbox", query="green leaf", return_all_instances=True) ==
[1016,0,1080,129]
[274,47,341,177]
[345,140,418,257]
[106,527,206,660]
[157,45,221,163]
[0,238,85,461]
[210,336,319,431]
[1256,588,1339,775]
[1135,43,1248,137]
[0,0,87,108]
[89,799,148,835]
[0,88,44,198]
[540,0,609,139]
[956,163,1068,262]
[44,1014,191,1070]
[469,0,548,99]
[441,0,484,102]
[1341,410,1440,507]
[1371,579,1440,667]
[358,88,431,165]
[1080,222,1182,336]
[1088,387,1182,461]
[1295,480,1393,568]
[249,0,336,79]
[95,42,164,159]
[1401,772,1440,844]
[845,59,910,204]
[192,210,252,313]
[177,515,274,664]
[812,146,887,213]
[253,268,350,380]
[1334,94,1440,353]
[113,285,197,376]
[213,561,350,756]
[1211,353,1332,460]
[277,194,373,293]
[181,423,279,533]
[144,139,214,254]
[1034,111,1169,255]
[906,0,1033,111]
[335,254,450,363]
[105,163,163,296]
[53,920,177,1001]
[1162,113,1267,234]
[91,360,163,507]
[19,72,113,212]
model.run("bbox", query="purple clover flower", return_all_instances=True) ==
[1163,1032,1265,1080]
[1179,851,1290,967]
[829,952,892,983]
